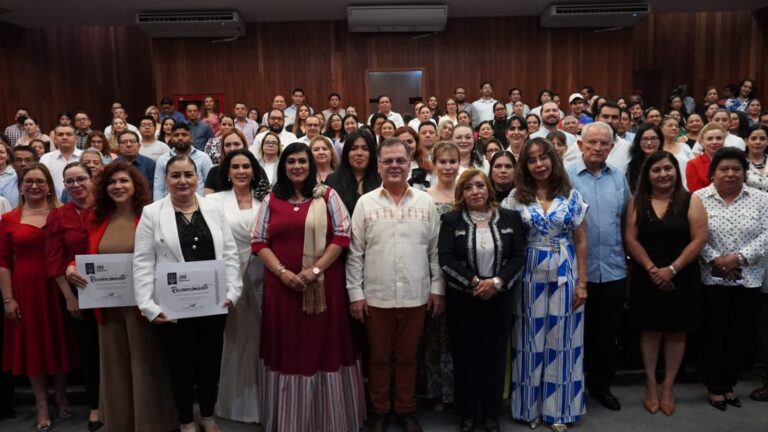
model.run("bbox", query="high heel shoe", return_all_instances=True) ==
[643,398,659,414]
[659,386,675,416]
[725,394,742,408]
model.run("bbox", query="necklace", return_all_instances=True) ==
[288,196,309,212]
[752,156,766,170]
[477,227,492,249]
[22,206,48,213]
[469,209,492,224]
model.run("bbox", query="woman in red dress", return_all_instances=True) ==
[45,161,102,430]
[252,142,365,432]
[1,163,77,432]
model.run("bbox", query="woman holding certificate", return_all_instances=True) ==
[1,164,76,432]
[252,142,365,432]
[133,152,242,432]
[66,161,178,432]
[46,161,103,430]
[208,148,268,423]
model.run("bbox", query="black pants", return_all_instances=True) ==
[702,284,758,394]
[72,310,100,410]
[584,278,626,396]
[156,314,227,424]
[446,289,513,419]
[0,313,13,413]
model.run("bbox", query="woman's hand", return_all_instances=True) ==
[3,299,20,321]
[473,279,498,301]
[152,312,172,324]
[296,268,319,285]
[650,266,675,286]
[224,299,234,309]
[65,265,88,289]
[279,270,307,292]
[572,283,587,310]
[64,295,83,320]
[712,254,740,272]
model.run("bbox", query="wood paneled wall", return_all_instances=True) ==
[632,10,766,108]
[151,17,634,119]
[0,11,765,135]
[0,24,153,136]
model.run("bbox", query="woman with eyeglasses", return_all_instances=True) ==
[45,162,103,430]
[85,131,117,164]
[253,131,282,185]
[1,164,76,432]
[66,161,178,432]
[627,124,663,194]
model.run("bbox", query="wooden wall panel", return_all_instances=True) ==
[151,17,634,119]
[632,11,764,107]
[0,11,763,136]
[0,24,154,135]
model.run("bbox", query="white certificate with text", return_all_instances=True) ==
[75,254,136,309]
[155,260,228,320]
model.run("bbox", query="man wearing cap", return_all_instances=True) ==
[568,93,594,126]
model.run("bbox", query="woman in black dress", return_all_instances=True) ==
[624,151,707,416]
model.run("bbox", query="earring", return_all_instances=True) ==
[227,176,231,182]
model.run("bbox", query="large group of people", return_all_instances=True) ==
[0,79,767,432]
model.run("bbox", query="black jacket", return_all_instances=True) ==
[438,208,525,294]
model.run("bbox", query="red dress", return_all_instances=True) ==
[1,209,77,375]
[253,191,357,374]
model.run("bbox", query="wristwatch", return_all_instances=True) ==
[312,267,322,275]
[492,277,503,289]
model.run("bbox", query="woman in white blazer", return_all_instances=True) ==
[208,149,269,423]
[133,153,242,432]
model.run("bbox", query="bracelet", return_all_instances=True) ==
[647,265,656,272]
[274,264,286,276]
[737,252,748,266]
[669,264,677,275]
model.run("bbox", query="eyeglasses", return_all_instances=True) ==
[22,178,47,186]
[379,158,408,166]
[119,139,138,145]
[640,136,660,143]
[268,116,284,121]
[263,141,279,146]
[64,176,90,187]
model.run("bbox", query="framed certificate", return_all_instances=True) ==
[75,253,137,309]
[155,260,229,320]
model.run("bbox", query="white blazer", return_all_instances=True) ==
[133,194,243,321]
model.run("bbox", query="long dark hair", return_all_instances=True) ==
[489,150,516,193]
[323,113,344,140]
[92,161,150,224]
[513,138,571,205]
[217,148,271,200]
[325,131,380,213]
[634,151,687,223]
[627,123,662,193]
[272,142,318,200]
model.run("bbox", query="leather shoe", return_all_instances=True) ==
[725,395,742,408]
[395,413,423,432]
[459,417,475,432]
[591,391,621,411]
[367,413,389,432]
[484,417,501,432]
[709,397,727,411]
[88,420,105,431]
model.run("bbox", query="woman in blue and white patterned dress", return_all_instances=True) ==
[502,138,588,432]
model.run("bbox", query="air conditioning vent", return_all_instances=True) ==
[348,5,448,33]
[541,3,650,28]
[136,11,245,38]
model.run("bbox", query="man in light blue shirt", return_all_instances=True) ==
[0,146,18,207]
[565,121,630,412]
[153,123,212,200]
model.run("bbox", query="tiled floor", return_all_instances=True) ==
[1,373,767,431]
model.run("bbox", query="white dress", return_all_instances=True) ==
[209,189,264,423]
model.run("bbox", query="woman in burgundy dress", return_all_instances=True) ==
[1,163,77,432]
[45,161,102,430]
[252,142,365,432]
